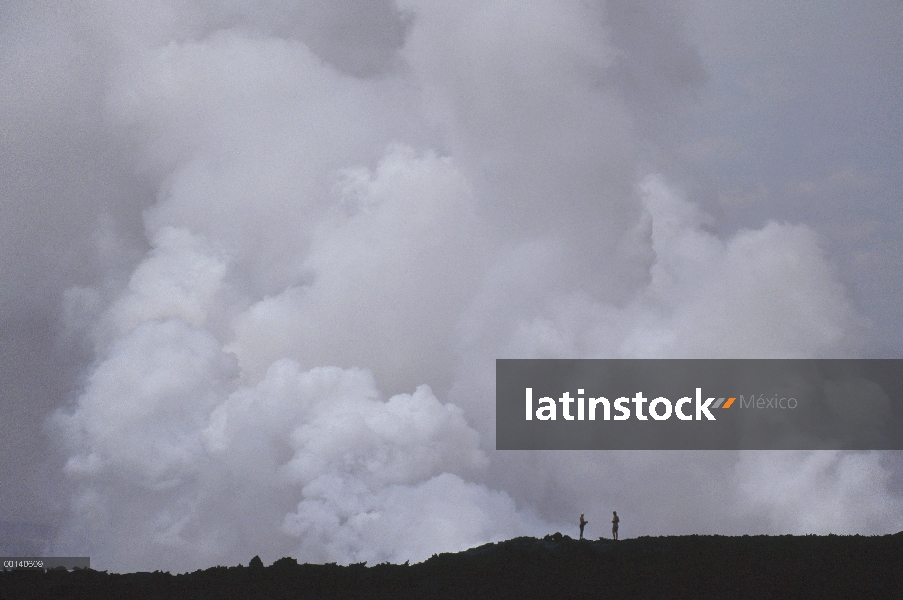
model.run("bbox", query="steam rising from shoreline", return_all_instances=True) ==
[1,0,899,571]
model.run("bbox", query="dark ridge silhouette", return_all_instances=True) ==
[2,533,901,599]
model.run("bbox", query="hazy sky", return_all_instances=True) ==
[1,0,901,573]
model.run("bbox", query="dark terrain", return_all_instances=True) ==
[2,532,901,599]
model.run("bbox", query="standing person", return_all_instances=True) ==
[579,514,588,540]
[611,511,619,540]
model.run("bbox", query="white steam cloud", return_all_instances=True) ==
[1,0,899,572]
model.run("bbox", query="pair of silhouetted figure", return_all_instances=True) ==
[578,511,619,540]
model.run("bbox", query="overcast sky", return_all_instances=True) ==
[1,0,901,573]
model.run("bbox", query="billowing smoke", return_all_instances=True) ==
[2,0,901,572]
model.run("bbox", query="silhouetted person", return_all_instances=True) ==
[579,514,588,540]
[612,511,619,540]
